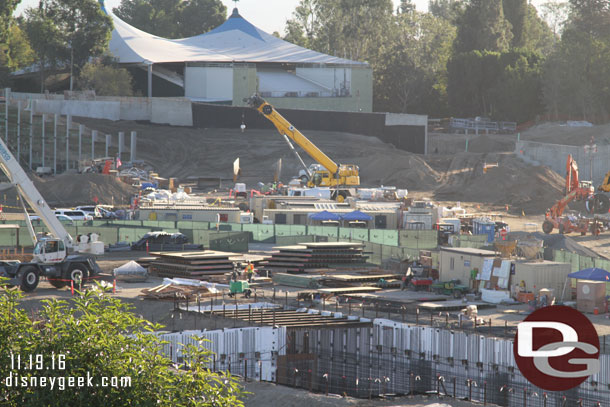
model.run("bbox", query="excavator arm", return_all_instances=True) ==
[244,94,339,175]
[0,140,73,248]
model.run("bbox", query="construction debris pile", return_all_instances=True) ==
[148,251,234,280]
[263,242,367,273]
[141,278,219,300]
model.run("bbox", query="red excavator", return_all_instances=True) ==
[542,155,596,234]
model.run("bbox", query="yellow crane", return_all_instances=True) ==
[244,94,360,201]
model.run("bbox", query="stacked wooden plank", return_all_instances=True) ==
[148,251,234,279]
[262,242,367,273]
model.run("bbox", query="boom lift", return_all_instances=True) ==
[0,139,101,291]
[542,155,596,234]
[244,94,360,201]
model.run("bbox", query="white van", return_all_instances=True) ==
[54,209,93,221]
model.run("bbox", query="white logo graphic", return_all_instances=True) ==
[517,321,600,378]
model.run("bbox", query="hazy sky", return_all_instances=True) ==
[14,0,554,36]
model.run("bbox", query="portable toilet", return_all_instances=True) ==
[473,218,496,243]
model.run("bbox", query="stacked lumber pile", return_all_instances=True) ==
[140,283,213,300]
[262,242,367,273]
[147,251,234,279]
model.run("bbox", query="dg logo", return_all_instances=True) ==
[514,306,600,391]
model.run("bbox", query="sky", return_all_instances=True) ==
[14,0,554,36]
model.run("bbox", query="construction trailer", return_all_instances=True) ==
[249,195,342,223]
[262,206,399,228]
[439,247,496,284]
[512,260,571,300]
[401,200,438,229]
[135,204,241,223]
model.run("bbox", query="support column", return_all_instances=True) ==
[53,114,57,175]
[65,114,71,171]
[147,63,153,98]
[91,130,97,159]
[118,131,124,160]
[29,109,33,169]
[4,88,9,143]
[16,101,21,163]
[41,114,46,167]
[130,131,137,162]
[78,124,83,163]
[105,134,111,157]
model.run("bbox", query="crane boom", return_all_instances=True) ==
[245,94,339,174]
[0,139,73,247]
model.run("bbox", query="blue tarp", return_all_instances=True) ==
[568,268,610,281]
[308,211,341,221]
[342,210,373,221]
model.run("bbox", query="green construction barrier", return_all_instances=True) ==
[209,232,249,252]
[275,235,315,246]
[242,224,274,243]
[0,227,24,246]
[382,230,399,246]
[193,229,211,246]
[76,227,119,245]
[191,221,210,230]
[431,251,440,269]
[399,230,438,249]
[177,221,193,230]
[179,228,194,243]
[369,229,385,245]
[275,225,306,237]
[118,228,152,243]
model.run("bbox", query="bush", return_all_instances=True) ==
[0,285,245,406]
[77,61,134,96]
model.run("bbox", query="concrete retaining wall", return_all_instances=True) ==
[32,99,121,120]
[7,93,192,126]
[516,140,610,186]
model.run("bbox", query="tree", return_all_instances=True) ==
[7,24,35,71]
[428,0,464,23]
[0,0,20,43]
[539,1,569,37]
[454,0,513,53]
[0,286,246,406]
[374,11,456,115]
[283,0,393,63]
[503,0,528,48]
[447,49,545,121]
[23,0,112,92]
[77,59,134,96]
[23,5,64,92]
[113,0,226,38]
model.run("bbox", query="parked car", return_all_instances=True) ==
[30,214,74,226]
[54,209,93,221]
[76,205,118,220]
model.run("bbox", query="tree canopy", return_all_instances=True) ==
[0,286,245,406]
[113,0,226,38]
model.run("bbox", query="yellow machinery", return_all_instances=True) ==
[599,171,610,193]
[244,94,359,201]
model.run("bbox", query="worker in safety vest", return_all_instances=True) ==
[245,262,254,282]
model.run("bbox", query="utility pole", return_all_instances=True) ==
[584,137,597,182]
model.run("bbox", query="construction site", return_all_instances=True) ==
[3,7,610,407]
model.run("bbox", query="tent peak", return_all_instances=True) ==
[229,8,242,19]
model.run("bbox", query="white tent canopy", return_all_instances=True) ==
[107,6,367,66]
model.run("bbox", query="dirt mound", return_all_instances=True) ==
[520,122,610,146]
[34,173,136,206]
[467,134,515,153]
[434,152,565,214]
[72,117,439,190]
